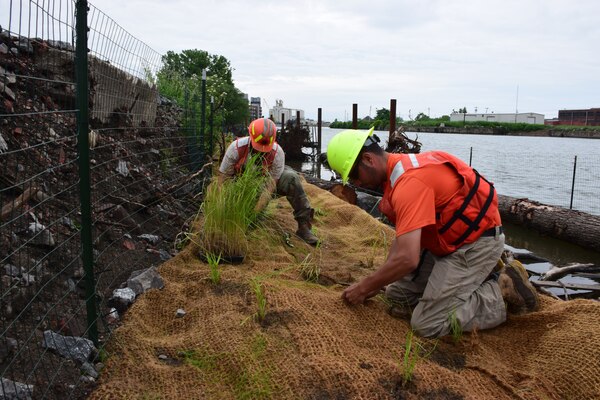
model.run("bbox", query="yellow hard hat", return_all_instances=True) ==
[326,127,374,184]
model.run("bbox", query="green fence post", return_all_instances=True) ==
[200,69,207,163]
[75,0,98,345]
[192,92,200,170]
[209,95,214,160]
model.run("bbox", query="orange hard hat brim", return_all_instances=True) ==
[251,139,274,153]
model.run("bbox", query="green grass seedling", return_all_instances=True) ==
[400,330,437,387]
[250,278,267,322]
[206,252,222,285]
[401,330,419,386]
[449,309,463,343]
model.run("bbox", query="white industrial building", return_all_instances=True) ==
[269,99,305,124]
[449,112,545,124]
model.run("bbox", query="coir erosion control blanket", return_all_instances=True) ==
[90,183,600,400]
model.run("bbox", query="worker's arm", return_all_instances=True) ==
[254,177,277,213]
[217,171,229,186]
[342,228,422,305]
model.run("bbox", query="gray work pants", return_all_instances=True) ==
[385,233,506,338]
[276,166,312,222]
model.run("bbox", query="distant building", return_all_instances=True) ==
[557,108,600,126]
[269,99,305,124]
[249,97,262,120]
[449,112,545,124]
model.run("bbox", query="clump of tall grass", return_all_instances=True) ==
[200,154,269,257]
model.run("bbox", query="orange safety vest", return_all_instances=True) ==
[379,151,500,256]
[233,136,279,174]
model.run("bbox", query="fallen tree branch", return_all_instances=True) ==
[531,280,600,292]
[135,162,213,208]
[164,162,212,194]
[1,187,38,220]
[106,194,147,211]
[540,263,600,281]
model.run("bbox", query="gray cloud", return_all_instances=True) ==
[3,0,598,120]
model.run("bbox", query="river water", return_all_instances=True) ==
[291,127,600,267]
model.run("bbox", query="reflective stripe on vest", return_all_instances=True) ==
[237,136,250,147]
[390,153,420,188]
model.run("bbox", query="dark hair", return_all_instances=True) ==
[357,135,384,159]
[348,135,384,180]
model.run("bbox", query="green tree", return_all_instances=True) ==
[161,50,233,82]
[375,108,390,122]
[157,49,249,132]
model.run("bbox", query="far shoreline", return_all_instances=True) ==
[401,125,600,139]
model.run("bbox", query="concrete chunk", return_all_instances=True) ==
[42,331,96,364]
[127,267,164,296]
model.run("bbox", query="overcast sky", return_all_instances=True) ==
[3,0,599,121]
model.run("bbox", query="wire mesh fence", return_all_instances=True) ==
[1,1,212,398]
[460,148,600,216]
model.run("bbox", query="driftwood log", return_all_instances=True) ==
[497,195,600,253]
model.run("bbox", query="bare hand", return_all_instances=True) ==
[342,280,383,305]
[342,282,366,305]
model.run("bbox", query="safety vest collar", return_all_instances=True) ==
[234,137,278,174]
[389,153,420,188]
[237,136,251,147]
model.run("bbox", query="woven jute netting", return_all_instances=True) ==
[90,182,600,400]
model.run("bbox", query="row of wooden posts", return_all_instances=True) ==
[272,99,401,156]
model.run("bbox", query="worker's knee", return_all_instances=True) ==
[278,171,303,197]
[410,313,446,338]
[278,168,298,188]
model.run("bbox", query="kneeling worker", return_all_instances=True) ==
[326,128,539,338]
[218,118,319,245]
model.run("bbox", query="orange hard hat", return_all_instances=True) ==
[248,118,277,152]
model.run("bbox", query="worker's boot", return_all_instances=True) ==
[296,219,319,246]
[498,259,540,314]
